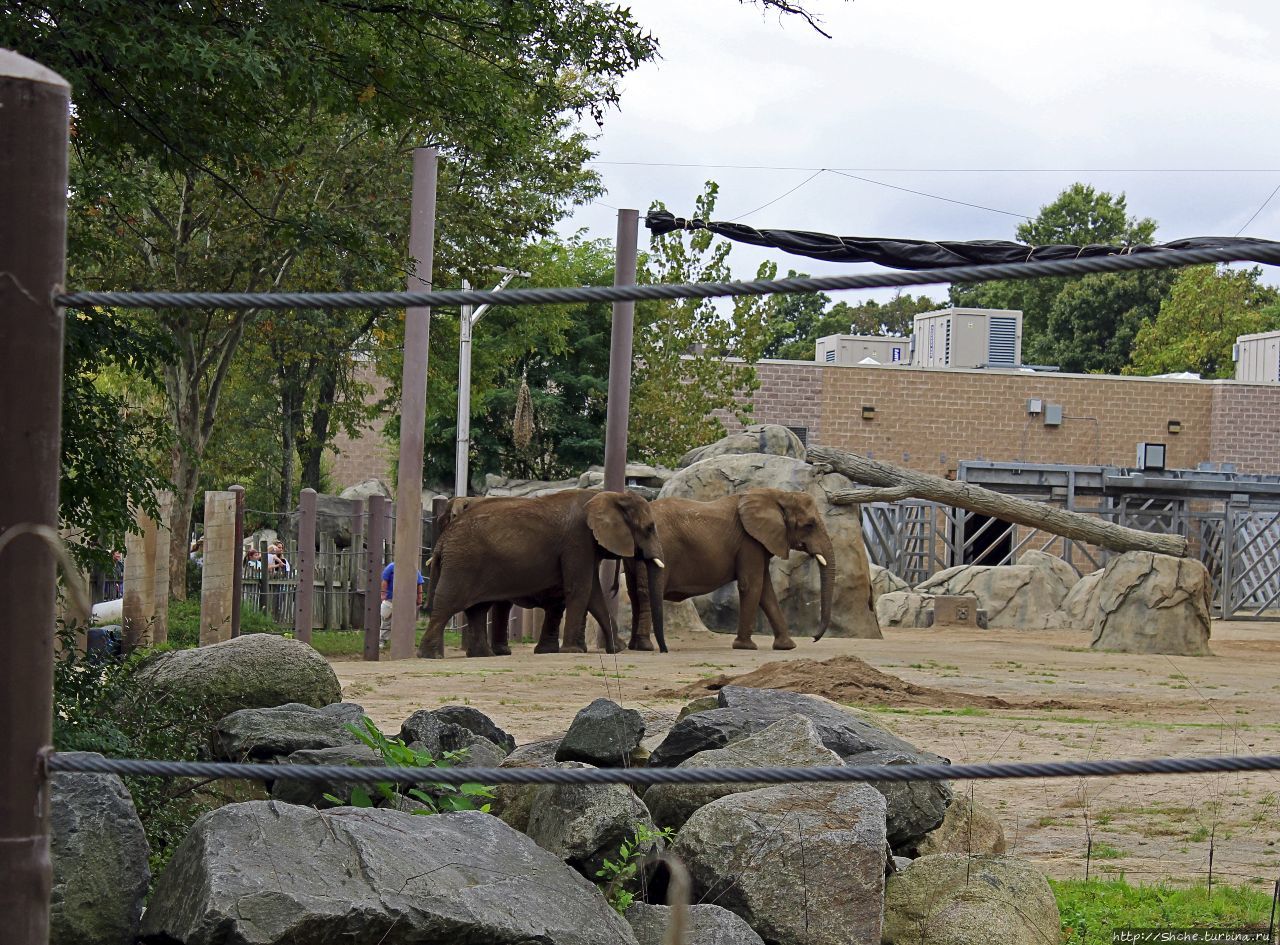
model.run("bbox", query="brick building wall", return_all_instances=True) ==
[326,358,395,490]
[1208,383,1280,473]
[710,360,825,443]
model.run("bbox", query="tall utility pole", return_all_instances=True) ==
[454,268,528,497]
[0,50,69,945]
[390,147,438,660]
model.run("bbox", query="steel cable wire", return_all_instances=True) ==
[55,243,1280,312]
[45,751,1280,786]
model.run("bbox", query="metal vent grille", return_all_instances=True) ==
[944,318,952,364]
[787,425,809,446]
[825,349,836,363]
[987,315,1018,365]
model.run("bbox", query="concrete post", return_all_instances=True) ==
[0,50,69,944]
[364,494,387,661]
[228,484,245,637]
[392,147,438,659]
[122,503,158,649]
[199,491,237,645]
[455,278,473,497]
[151,490,173,644]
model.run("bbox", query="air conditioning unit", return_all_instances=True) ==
[911,308,1022,368]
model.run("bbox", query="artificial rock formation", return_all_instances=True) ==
[1091,551,1212,655]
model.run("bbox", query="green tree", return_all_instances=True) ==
[950,183,1161,365]
[1127,266,1280,378]
[767,292,937,362]
[763,274,831,358]
[1041,270,1176,374]
[630,183,773,466]
[4,0,657,593]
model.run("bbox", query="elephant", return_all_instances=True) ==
[417,489,667,658]
[625,488,835,651]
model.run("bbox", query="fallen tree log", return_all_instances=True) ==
[808,445,1187,559]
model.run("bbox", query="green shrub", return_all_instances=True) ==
[54,621,216,875]
[596,824,675,915]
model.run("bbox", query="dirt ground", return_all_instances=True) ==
[332,620,1280,887]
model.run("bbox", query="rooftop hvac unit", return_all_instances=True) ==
[912,308,1022,368]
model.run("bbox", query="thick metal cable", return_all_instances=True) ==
[55,243,1280,311]
[46,751,1280,786]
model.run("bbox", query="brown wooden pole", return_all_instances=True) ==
[364,494,387,661]
[392,147,437,659]
[294,488,317,644]
[599,209,639,649]
[229,483,245,637]
[0,49,69,945]
[810,444,1189,558]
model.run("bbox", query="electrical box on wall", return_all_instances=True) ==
[1027,398,1043,415]
[1136,442,1167,471]
[1043,403,1063,426]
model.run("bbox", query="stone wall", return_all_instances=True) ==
[326,358,395,490]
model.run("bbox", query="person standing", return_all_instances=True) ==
[380,561,423,648]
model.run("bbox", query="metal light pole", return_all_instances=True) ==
[454,268,528,497]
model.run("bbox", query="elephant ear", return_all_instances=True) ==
[738,492,790,558]
[586,493,636,557]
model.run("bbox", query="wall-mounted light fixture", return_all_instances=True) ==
[1167,419,1182,435]
[861,405,876,421]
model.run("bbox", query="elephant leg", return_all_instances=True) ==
[416,609,451,659]
[559,575,591,654]
[587,574,623,654]
[733,568,765,650]
[489,601,513,656]
[534,603,563,654]
[760,576,795,650]
[626,563,654,651]
[464,604,495,657]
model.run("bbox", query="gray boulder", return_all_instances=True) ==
[451,734,508,768]
[677,424,807,468]
[493,758,581,833]
[882,854,1059,945]
[625,902,765,945]
[210,702,366,761]
[269,744,384,807]
[140,802,638,945]
[870,564,912,601]
[432,704,516,753]
[915,552,1078,630]
[555,698,645,767]
[875,591,937,628]
[674,783,888,945]
[645,716,842,830]
[911,797,1008,857]
[50,755,151,945]
[660,453,880,639]
[845,748,951,850]
[339,478,391,501]
[1053,568,1104,629]
[400,707,513,760]
[1091,551,1212,655]
[503,738,562,767]
[525,777,657,879]
[133,633,342,722]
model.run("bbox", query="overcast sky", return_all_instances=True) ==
[558,0,1280,299]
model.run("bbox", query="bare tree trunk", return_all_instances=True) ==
[808,444,1188,558]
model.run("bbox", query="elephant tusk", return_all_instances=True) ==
[425,556,433,568]
[814,554,827,567]
[653,558,666,569]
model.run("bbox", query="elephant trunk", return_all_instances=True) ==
[813,538,836,642]
[646,559,667,653]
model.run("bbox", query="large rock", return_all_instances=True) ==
[493,754,573,833]
[50,755,151,945]
[625,902,765,945]
[483,474,587,498]
[645,715,842,830]
[914,551,1078,630]
[876,591,937,628]
[432,705,517,754]
[339,478,391,501]
[677,424,807,468]
[1091,551,1212,655]
[525,776,657,879]
[882,854,1059,945]
[659,453,880,639]
[133,633,342,722]
[870,564,912,601]
[649,686,929,768]
[911,797,1008,857]
[846,748,950,850]
[556,698,645,767]
[1052,568,1104,629]
[210,702,366,761]
[269,744,384,807]
[674,783,888,945]
[141,802,638,945]
[400,706,514,760]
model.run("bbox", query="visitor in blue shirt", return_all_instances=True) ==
[379,562,424,647]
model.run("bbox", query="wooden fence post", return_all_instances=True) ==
[294,488,317,644]
[199,491,237,645]
[122,501,158,649]
[228,484,245,637]
[364,495,387,661]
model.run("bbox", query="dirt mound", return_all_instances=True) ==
[658,656,1018,709]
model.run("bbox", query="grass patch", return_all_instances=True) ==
[1089,842,1127,860]
[1052,879,1275,945]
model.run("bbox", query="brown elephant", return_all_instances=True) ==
[417,489,667,658]
[625,488,834,651]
